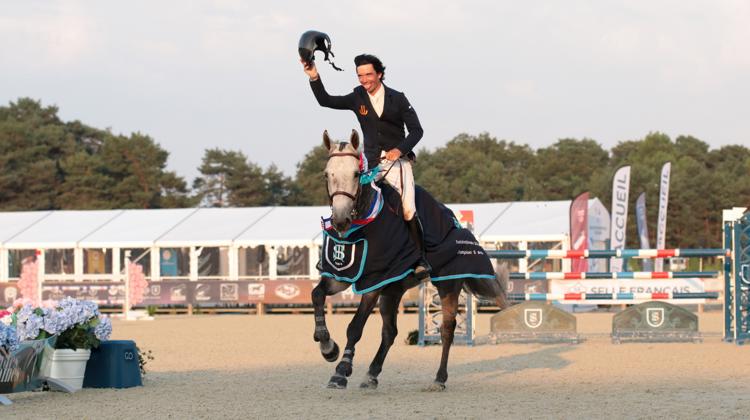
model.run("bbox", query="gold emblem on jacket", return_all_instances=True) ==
[359,105,368,116]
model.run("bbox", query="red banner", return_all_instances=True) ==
[569,192,589,273]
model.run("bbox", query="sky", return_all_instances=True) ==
[1,1,748,184]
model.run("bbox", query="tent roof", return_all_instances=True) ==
[480,200,571,242]
[155,207,274,247]
[234,206,330,246]
[444,202,513,237]
[79,208,199,248]
[0,211,52,245]
[3,210,123,249]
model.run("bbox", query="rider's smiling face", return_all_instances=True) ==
[356,64,382,95]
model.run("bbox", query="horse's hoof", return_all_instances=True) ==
[422,381,446,392]
[313,330,330,343]
[327,375,348,389]
[321,341,339,363]
[359,376,378,389]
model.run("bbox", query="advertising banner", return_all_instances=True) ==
[0,282,20,307]
[456,210,475,232]
[635,192,653,271]
[33,279,362,306]
[569,192,589,272]
[505,279,548,295]
[655,162,671,271]
[587,198,610,272]
[136,279,361,305]
[549,278,707,304]
[610,166,631,272]
[42,282,126,305]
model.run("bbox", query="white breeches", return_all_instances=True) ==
[376,152,416,221]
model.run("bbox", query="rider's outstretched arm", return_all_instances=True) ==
[310,77,356,111]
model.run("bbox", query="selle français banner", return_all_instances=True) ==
[610,165,631,272]
[655,162,671,271]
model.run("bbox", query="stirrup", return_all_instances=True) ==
[415,261,431,281]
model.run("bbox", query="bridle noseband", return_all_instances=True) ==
[326,152,362,206]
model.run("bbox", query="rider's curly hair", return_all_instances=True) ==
[354,54,386,81]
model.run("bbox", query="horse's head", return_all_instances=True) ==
[323,129,361,234]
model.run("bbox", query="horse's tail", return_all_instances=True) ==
[462,263,510,308]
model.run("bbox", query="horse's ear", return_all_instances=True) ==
[323,130,332,150]
[350,129,359,150]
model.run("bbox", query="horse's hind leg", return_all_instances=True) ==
[327,291,380,389]
[426,281,461,392]
[312,279,349,362]
[360,283,406,390]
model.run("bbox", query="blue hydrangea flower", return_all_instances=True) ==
[94,316,112,341]
[16,310,44,341]
[0,324,19,352]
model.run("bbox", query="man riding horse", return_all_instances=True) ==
[301,52,432,280]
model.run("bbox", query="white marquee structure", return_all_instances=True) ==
[0,200,590,307]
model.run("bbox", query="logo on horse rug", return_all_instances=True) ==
[325,239,362,271]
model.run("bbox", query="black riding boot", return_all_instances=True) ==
[407,216,432,280]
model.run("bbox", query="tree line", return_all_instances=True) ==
[2,98,748,248]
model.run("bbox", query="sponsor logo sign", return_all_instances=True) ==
[646,307,665,328]
[247,283,265,299]
[274,283,301,300]
[220,283,238,301]
[524,308,543,329]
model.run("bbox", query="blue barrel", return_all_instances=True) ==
[83,340,142,388]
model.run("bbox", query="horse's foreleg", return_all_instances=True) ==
[427,287,460,392]
[312,279,348,362]
[360,285,405,390]
[328,291,380,389]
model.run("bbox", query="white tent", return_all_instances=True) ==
[0,199,577,283]
[155,207,273,248]
[234,206,329,247]
[0,211,52,246]
[3,210,123,249]
[482,201,571,243]
[444,202,513,237]
[79,208,199,249]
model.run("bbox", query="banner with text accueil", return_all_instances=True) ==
[610,165,631,272]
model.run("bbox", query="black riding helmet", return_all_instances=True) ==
[298,30,343,71]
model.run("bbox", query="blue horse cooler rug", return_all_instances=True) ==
[319,183,495,294]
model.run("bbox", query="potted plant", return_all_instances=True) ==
[1,311,53,395]
[10,297,112,391]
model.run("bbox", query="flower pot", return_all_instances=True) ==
[40,348,91,392]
